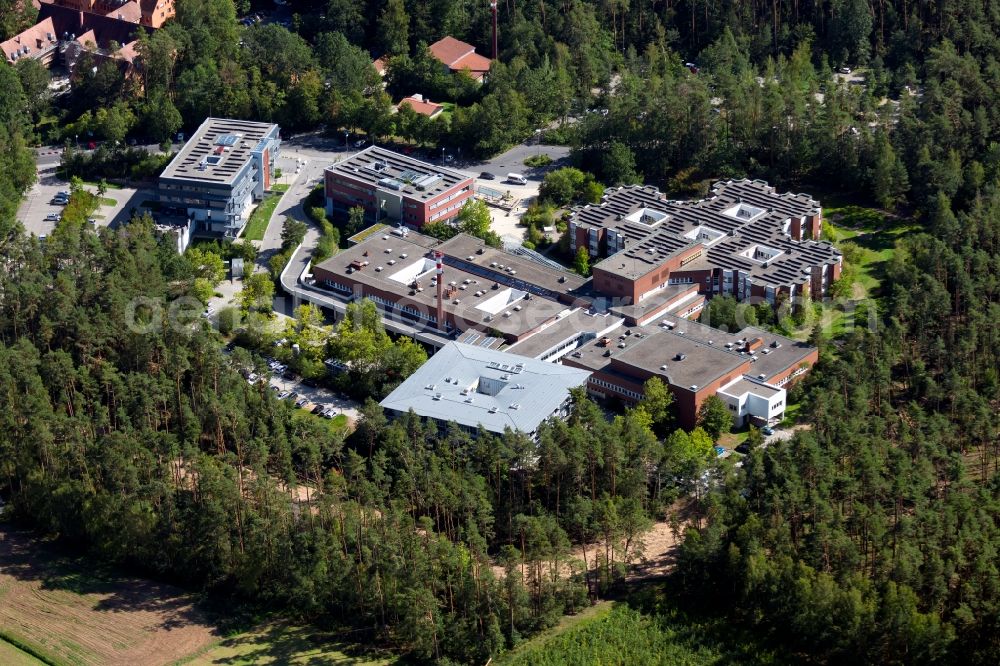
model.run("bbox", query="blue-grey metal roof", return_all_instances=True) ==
[380,342,591,434]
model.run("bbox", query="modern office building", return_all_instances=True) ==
[380,342,591,437]
[157,118,280,239]
[324,146,474,227]
[571,180,842,316]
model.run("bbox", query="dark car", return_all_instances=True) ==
[311,404,325,414]
[479,171,496,180]
[735,443,751,455]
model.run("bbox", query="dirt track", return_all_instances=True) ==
[0,527,218,666]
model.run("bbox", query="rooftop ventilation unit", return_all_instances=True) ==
[674,353,686,361]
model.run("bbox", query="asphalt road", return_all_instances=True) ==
[467,142,571,182]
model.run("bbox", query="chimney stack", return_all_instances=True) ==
[490,0,498,60]
[435,251,445,329]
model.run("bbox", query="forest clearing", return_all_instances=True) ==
[0,527,218,666]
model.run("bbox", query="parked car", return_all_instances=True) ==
[311,404,325,414]
[295,398,309,408]
[479,172,496,180]
[840,66,852,74]
[277,390,290,400]
[762,425,775,436]
[286,392,299,402]
[44,213,60,221]
[51,197,68,205]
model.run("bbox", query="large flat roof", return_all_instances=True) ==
[613,329,749,390]
[326,146,471,203]
[311,230,571,338]
[435,234,589,299]
[505,308,623,359]
[160,117,278,185]
[381,342,590,433]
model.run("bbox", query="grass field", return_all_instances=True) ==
[242,184,291,241]
[824,205,919,297]
[180,623,397,665]
[0,527,393,666]
[497,591,786,666]
[0,637,46,666]
[0,527,219,666]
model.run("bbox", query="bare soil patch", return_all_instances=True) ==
[0,526,219,666]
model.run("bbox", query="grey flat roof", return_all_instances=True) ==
[505,308,622,359]
[311,231,570,338]
[380,342,591,433]
[435,234,589,298]
[160,117,278,185]
[613,330,749,390]
[719,377,782,399]
[607,284,698,321]
[327,146,471,203]
[593,228,701,279]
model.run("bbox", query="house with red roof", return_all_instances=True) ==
[428,36,492,82]
[398,94,444,119]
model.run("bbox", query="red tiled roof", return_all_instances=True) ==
[451,51,492,78]
[37,3,150,49]
[116,38,138,62]
[75,28,97,45]
[400,95,444,118]
[106,0,142,23]
[373,57,387,75]
[1,16,58,63]
[428,36,475,68]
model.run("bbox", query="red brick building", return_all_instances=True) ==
[571,180,842,306]
[324,147,474,227]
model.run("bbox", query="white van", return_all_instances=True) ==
[506,173,528,185]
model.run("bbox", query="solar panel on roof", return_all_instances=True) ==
[215,134,239,146]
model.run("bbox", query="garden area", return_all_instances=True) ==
[242,184,291,241]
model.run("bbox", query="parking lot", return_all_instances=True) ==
[17,164,150,236]
[244,358,361,424]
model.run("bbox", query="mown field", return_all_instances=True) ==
[181,623,398,665]
[0,527,402,666]
[0,527,219,666]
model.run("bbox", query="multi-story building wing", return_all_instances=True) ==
[157,118,280,239]
[324,147,474,227]
[571,180,842,313]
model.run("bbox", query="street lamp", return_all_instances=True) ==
[344,131,348,150]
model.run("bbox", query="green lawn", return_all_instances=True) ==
[242,187,290,241]
[179,622,397,666]
[823,205,919,297]
[0,636,46,666]
[83,180,122,190]
[98,197,116,207]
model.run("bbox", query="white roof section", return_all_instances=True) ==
[380,342,591,434]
